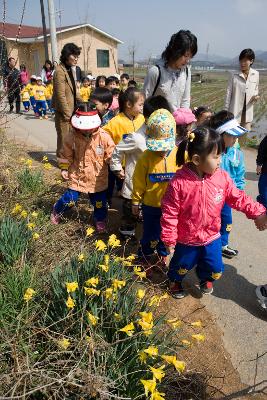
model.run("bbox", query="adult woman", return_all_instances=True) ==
[143,30,197,112]
[52,43,82,159]
[225,49,259,134]
[41,59,54,84]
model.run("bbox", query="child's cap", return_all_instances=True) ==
[71,105,101,131]
[173,108,197,125]
[36,76,42,81]
[215,118,248,137]
[146,109,176,152]
[87,74,95,81]
[114,73,121,80]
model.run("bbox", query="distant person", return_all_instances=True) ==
[25,75,38,115]
[19,64,29,86]
[128,79,137,88]
[3,57,21,113]
[173,108,196,145]
[106,76,117,91]
[41,59,54,84]
[45,78,54,113]
[79,77,91,102]
[20,84,30,112]
[110,88,120,114]
[96,75,106,88]
[193,106,213,126]
[34,77,48,119]
[120,73,130,91]
[225,48,259,143]
[143,30,198,112]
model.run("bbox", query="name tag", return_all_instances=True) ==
[96,145,104,156]
[149,173,175,183]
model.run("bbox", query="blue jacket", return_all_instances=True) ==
[221,147,245,190]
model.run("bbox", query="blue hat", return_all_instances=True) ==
[215,119,248,137]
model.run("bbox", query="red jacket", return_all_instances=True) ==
[161,165,266,247]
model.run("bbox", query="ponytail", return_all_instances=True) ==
[176,138,189,167]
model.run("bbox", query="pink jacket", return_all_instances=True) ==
[19,70,29,85]
[161,165,266,247]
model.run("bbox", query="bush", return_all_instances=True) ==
[17,166,44,195]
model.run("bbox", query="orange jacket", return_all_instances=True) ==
[58,128,115,193]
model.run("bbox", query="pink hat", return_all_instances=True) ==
[173,108,197,125]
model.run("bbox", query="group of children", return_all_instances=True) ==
[49,81,267,300]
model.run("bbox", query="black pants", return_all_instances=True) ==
[121,198,137,227]
[8,88,20,113]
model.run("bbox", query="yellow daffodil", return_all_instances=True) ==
[114,256,124,263]
[138,312,154,336]
[137,288,146,301]
[181,339,191,347]
[149,292,169,307]
[127,254,136,261]
[122,260,133,267]
[99,263,109,272]
[139,311,153,323]
[32,232,40,240]
[11,204,22,215]
[25,159,33,167]
[150,365,165,383]
[43,162,52,170]
[108,234,121,248]
[87,312,99,326]
[86,226,95,236]
[95,240,107,251]
[20,210,28,219]
[140,379,156,397]
[151,390,166,400]
[191,334,205,342]
[138,350,148,364]
[119,322,135,336]
[143,346,158,358]
[104,287,114,300]
[114,313,122,321]
[161,355,185,373]
[58,338,70,350]
[190,320,202,328]
[84,287,100,296]
[27,222,36,230]
[66,295,75,309]
[66,282,78,293]
[31,211,39,218]
[112,279,126,291]
[166,318,182,329]
[134,266,146,280]
[42,155,48,162]
[23,288,36,302]
[85,277,99,287]
[78,253,85,262]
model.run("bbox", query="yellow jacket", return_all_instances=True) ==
[25,83,37,97]
[35,85,46,101]
[45,84,53,99]
[103,112,145,145]
[79,86,91,102]
[132,147,178,207]
[21,87,30,101]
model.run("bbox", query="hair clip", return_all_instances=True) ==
[188,132,195,142]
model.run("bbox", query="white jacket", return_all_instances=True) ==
[225,68,259,123]
[110,124,147,199]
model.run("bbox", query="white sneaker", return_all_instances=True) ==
[255,285,267,311]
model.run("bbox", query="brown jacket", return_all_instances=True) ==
[58,128,115,193]
[52,64,82,121]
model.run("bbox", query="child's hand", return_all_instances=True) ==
[254,214,267,231]
[61,170,69,180]
[115,170,125,179]
[132,204,139,216]
[256,165,262,175]
[166,246,175,255]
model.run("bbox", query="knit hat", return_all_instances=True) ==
[173,108,197,125]
[146,109,176,152]
[215,118,248,137]
[71,108,101,131]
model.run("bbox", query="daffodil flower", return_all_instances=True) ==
[108,234,121,248]
[138,350,148,364]
[99,263,109,272]
[190,320,202,328]
[78,253,85,262]
[32,232,40,240]
[114,313,122,321]
[181,339,191,347]
[11,204,22,215]
[23,288,36,302]
[42,155,48,162]
[66,282,78,293]
[84,287,100,296]
[58,338,70,350]
[20,210,28,218]
[66,295,75,309]
[149,292,169,307]
[31,211,39,218]
[95,240,107,251]
[136,288,146,301]
[151,390,166,400]
[25,159,33,167]
[104,287,114,300]
[140,379,156,397]
[166,318,182,329]
[86,226,95,236]
[27,222,36,230]
[150,365,165,382]
[191,334,205,342]
[119,322,135,336]
[161,355,185,373]
[85,277,99,287]
[43,162,52,170]
[143,346,158,358]
[112,279,126,291]
[87,312,99,326]
[134,266,146,280]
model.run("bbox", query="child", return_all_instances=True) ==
[79,77,91,102]
[20,84,30,112]
[256,134,267,208]
[132,109,177,271]
[51,103,115,233]
[210,111,247,258]
[128,79,137,88]
[19,64,29,86]
[193,106,213,126]
[120,73,130,92]
[161,128,267,299]
[90,88,114,126]
[96,75,106,88]
[103,87,145,203]
[173,108,197,145]
[110,88,120,114]
[106,76,117,91]
[45,78,54,113]
[25,75,37,115]
[34,77,48,119]
[110,96,171,237]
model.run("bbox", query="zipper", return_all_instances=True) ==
[201,178,206,242]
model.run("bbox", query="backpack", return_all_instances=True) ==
[152,64,189,96]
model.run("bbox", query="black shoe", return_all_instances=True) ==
[169,281,186,299]
[119,224,135,237]
[222,245,239,259]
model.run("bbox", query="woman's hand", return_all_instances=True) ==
[115,170,125,179]
[250,95,260,104]
[61,170,69,180]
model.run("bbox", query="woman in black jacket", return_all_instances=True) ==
[256,135,267,208]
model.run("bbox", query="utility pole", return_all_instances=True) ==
[40,0,49,60]
[47,0,58,62]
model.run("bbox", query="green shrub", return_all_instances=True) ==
[17,166,44,195]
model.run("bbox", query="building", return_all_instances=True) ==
[1,22,123,76]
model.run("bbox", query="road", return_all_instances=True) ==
[6,111,267,389]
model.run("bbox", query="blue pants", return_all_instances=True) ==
[168,238,224,283]
[54,189,107,222]
[30,96,36,112]
[23,101,30,110]
[46,99,54,112]
[257,173,267,208]
[139,205,167,257]
[107,167,123,201]
[220,203,232,247]
[36,100,47,116]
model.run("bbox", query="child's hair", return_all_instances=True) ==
[193,106,212,119]
[106,76,117,86]
[30,77,36,84]
[176,127,224,167]
[143,95,171,119]
[91,88,113,107]
[76,101,97,113]
[128,79,137,87]
[120,73,129,81]
[118,87,143,113]
[112,88,121,96]
[176,125,190,141]
[82,77,90,84]
[96,75,106,87]
[209,110,234,131]
[20,64,26,70]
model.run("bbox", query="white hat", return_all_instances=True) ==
[36,76,42,81]
[30,74,37,79]
[71,109,101,131]
[215,119,248,137]
[87,74,95,81]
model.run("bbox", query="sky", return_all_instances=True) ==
[7,0,267,61]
